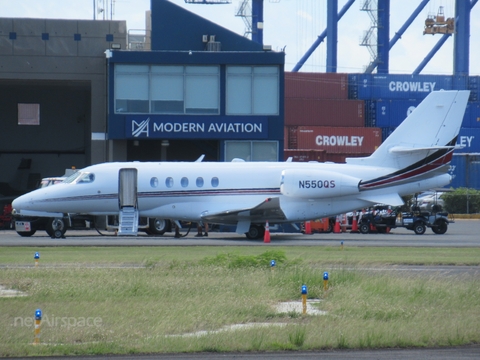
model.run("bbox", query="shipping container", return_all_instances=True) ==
[364,100,376,127]
[348,73,456,100]
[370,100,477,129]
[374,99,422,128]
[285,98,364,127]
[285,72,348,100]
[287,126,382,154]
[468,76,479,102]
[463,103,480,128]
[381,127,396,142]
[455,128,480,153]
[449,154,480,189]
[283,149,326,162]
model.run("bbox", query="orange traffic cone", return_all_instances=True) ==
[351,211,359,233]
[341,214,347,232]
[304,221,312,235]
[334,216,341,233]
[264,221,271,243]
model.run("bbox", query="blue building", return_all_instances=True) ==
[106,0,285,162]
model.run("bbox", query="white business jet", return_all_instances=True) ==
[12,90,469,239]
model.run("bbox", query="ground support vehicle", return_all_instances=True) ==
[358,209,451,235]
[0,204,13,229]
[300,217,336,234]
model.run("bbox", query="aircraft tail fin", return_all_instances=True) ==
[347,90,469,170]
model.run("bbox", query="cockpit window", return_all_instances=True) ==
[64,171,82,184]
[78,173,95,183]
[64,172,94,184]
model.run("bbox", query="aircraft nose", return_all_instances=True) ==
[11,193,34,214]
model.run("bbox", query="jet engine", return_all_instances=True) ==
[280,169,361,199]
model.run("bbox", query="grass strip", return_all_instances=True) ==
[0,248,478,356]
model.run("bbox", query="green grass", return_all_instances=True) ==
[0,247,479,356]
[1,246,479,265]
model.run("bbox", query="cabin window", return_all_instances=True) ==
[181,177,189,187]
[196,177,204,187]
[211,177,219,187]
[150,177,158,188]
[165,177,174,188]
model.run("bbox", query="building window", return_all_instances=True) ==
[18,103,40,125]
[115,65,149,113]
[225,141,278,162]
[226,66,279,115]
[115,65,219,115]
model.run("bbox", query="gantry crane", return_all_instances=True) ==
[185,0,476,77]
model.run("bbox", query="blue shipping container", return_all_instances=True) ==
[468,76,479,102]
[375,99,421,128]
[463,103,480,128]
[381,127,396,142]
[456,128,480,153]
[449,154,480,190]
[371,100,477,129]
[349,73,456,100]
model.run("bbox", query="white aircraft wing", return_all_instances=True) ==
[357,192,405,206]
[202,197,287,225]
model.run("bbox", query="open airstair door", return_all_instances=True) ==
[118,168,139,236]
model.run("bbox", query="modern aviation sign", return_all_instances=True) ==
[126,116,268,139]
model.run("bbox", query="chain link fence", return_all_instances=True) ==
[442,190,480,214]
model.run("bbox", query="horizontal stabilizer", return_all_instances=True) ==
[358,193,404,207]
[389,146,455,153]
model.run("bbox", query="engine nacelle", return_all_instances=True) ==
[280,169,361,199]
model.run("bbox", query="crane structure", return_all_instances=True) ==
[185,0,476,77]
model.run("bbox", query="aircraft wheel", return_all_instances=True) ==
[148,218,170,235]
[17,230,36,237]
[432,219,448,234]
[413,221,426,235]
[46,217,67,238]
[245,225,265,240]
[359,223,370,234]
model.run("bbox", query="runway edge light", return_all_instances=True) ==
[301,284,307,314]
[323,271,329,291]
[33,309,42,345]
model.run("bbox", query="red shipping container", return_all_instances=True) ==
[285,72,348,100]
[283,149,326,162]
[287,126,382,154]
[285,98,364,127]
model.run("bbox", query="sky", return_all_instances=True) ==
[1,0,478,75]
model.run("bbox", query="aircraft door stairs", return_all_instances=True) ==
[118,168,139,235]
